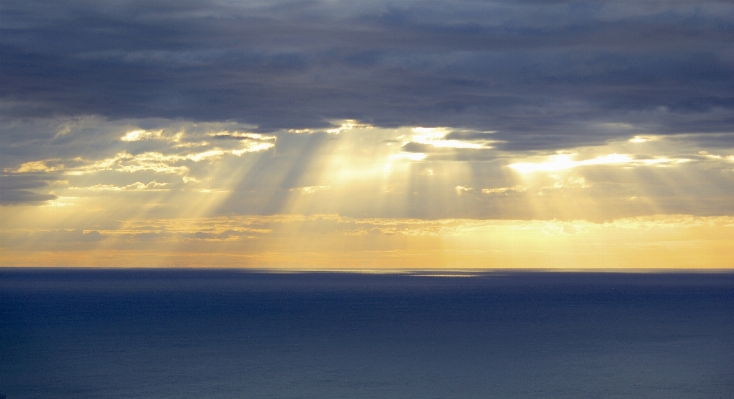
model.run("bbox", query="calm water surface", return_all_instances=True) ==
[1,269,733,398]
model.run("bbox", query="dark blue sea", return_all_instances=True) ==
[1,269,733,399]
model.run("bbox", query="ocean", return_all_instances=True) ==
[1,269,732,398]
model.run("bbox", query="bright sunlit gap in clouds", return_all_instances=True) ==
[2,116,733,269]
[508,153,689,174]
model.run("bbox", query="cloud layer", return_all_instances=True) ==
[3,0,733,149]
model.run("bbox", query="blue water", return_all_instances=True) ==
[1,269,733,399]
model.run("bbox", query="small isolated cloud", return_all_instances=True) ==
[326,120,373,134]
[231,141,276,155]
[73,181,169,191]
[286,120,373,135]
[540,176,591,191]
[481,185,527,195]
[211,132,276,141]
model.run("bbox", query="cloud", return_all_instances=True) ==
[0,229,105,245]
[2,0,732,150]
[482,186,527,195]
[0,118,278,201]
[3,116,734,220]
[211,132,277,141]
[0,189,56,205]
[72,181,169,191]
[120,129,164,142]
[0,174,58,205]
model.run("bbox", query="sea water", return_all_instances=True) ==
[1,269,732,399]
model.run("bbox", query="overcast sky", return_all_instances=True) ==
[2,0,733,268]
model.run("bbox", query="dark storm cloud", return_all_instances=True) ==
[2,0,733,149]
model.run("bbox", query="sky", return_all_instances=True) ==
[1,0,733,269]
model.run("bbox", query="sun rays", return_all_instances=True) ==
[1,117,733,269]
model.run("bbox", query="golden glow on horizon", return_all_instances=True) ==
[2,214,732,269]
